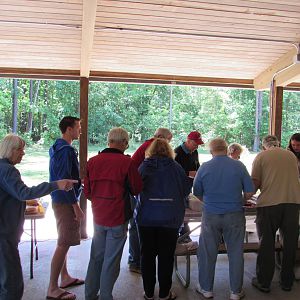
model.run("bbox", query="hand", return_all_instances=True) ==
[72,203,84,221]
[243,200,257,208]
[56,179,78,192]
[188,171,197,178]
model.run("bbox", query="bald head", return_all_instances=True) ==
[209,138,228,156]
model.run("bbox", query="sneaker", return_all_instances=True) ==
[251,277,270,293]
[230,290,245,300]
[196,284,213,298]
[128,264,142,274]
[159,291,177,300]
[279,281,292,292]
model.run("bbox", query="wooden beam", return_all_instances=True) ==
[275,63,300,87]
[80,0,97,77]
[254,47,297,90]
[269,81,283,142]
[79,77,89,238]
[89,71,254,86]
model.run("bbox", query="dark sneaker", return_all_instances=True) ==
[128,264,142,274]
[279,281,292,291]
[251,277,270,293]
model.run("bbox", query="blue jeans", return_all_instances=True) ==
[197,211,245,293]
[85,223,128,300]
[0,239,23,300]
[128,217,141,267]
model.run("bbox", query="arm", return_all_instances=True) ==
[193,166,204,200]
[72,202,84,221]
[83,162,91,200]
[252,178,260,193]
[251,155,261,194]
[0,165,77,201]
[127,160,143,196]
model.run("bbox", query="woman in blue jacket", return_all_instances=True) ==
[136,138,191,300]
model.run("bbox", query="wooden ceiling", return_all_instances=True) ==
[0,0,300,89]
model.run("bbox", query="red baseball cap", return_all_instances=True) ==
[187,131,204,145]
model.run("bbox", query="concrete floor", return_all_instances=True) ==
[19,236,300,300]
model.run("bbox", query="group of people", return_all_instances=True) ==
[0,116,299,300]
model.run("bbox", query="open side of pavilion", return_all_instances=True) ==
[1,2,300,299]
[1,0,300,234]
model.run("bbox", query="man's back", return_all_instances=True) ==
[252,147,300,207]
[194,155,253,214]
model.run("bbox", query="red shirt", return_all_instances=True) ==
[131,138,155,167]
[84,148,143,227]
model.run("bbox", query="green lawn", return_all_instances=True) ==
[19,144,256,187]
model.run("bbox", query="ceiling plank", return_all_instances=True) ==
[80,0,97,77]
[253,47,298,90]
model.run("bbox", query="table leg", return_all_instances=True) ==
[30,219,34,279]
[33,219,38,260]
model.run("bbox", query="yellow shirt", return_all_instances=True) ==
[251,147,300,207]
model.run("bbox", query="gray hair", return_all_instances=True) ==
[107,127,129,144]
[262,135,279,149]
[0,134,25,159]
[209,138,228,153]
[154,128,172,140]
[228,143,243,155]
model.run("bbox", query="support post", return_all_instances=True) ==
[79,77,89,239]
[253,91,263,152]
[269,80,283,143]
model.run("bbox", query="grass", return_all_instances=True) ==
[19,144,256,187]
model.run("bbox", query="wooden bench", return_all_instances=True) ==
[174,241,282,288]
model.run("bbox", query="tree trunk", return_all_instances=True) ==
[26,80,34,133]
[12,79,18,133]
[253,91,263,152]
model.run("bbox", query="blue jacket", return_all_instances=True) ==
[136,157,192,228]
[49,138,81,204]
[0,158,58,242]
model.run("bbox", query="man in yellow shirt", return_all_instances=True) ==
[251,135,300,293]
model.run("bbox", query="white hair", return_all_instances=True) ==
[228,143,243,154]
[154,128,172,140]
[262,135,279,149]
[0,134,25,159]
[107,127,129,144]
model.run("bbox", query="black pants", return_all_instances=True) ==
[138,226,178,298]
[256,203,300,288]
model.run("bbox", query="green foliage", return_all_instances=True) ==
[0,78,299,151]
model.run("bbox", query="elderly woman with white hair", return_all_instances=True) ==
[0,134,77,300]
[228,143,243,160]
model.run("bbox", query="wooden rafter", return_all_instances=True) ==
[80,0,98,78]
[254,47,298,90]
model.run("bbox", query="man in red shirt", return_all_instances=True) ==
[84,127,143,300]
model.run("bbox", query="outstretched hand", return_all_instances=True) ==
[56,179,78,191]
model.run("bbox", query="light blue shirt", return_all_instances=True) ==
[193,155,254,214]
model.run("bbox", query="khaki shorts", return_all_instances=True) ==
[52,203,81,247]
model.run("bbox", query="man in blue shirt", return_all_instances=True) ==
[47,116,84,300]
[193,138,254,300]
